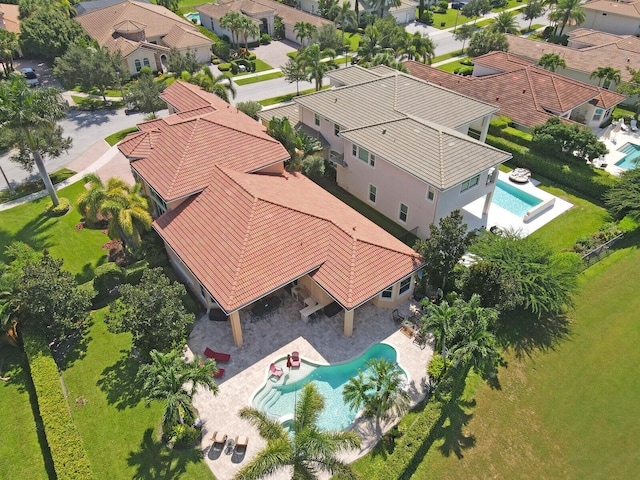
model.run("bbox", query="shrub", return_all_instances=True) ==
[490,115,512,130]
[247,52,257,61]
[123,259,148,285]
[24,334,93,480]
[419,10,433,24]
[260,33,271,44]
[212,41,230,60]
[427,354,446,383]
[171,424,200,448]
[236,100,262,120]
[230,62,239,74]
[488,125,532,147]
[198,26,220,43]
[44,197,70,216]
[218,63,231,71]
[460,59,474,66]
[454,66,473,76]
[93,262,125,298]
[211,57,221,65]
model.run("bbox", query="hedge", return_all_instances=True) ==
[24,334,93,480]
[93,262,124,298]
[486,135,618,202]
[488,124,532,148]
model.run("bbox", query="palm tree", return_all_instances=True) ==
[491,11,519,34]
[365,0,402,18]
[235,383,360,480]
[220,11,243,49]
[343,358,410,430]
[454,24,476,55]
[590,66,621,89]
[423,300,457,362]
[0,74,71,206]
[0,30,19,76]
[537,52,566,72]
[100,183,152,251]
[400,31,435,64]
[523,0,546,32]
[300,43,337,91]
[239,16,260,52]
[294,21,318,49]
[549,0,585,37]
[182,67,236,103]
[332,1,357,46]
[76,174,131,224]
[137,349,219,434]
[357,25,382,63]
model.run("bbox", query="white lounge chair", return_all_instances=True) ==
[631,118,638,132]
[620,118,628,131]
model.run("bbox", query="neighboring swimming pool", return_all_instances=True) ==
[184,12,200,24]
[615,142,640,170]
[492,179,543,217]
[252,343,404,432]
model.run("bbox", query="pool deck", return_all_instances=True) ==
[598,128,640,176]
[186,295,433,480]
[462,171,573,237]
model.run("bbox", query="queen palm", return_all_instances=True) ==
[0,74,72,206]
[423,300,458,362]
[590,66,621,89]
[0,30,19,75]
[100,183,152,251]
[294,21,318,49]
[491,11,519,34]
[76,174,131,224]
[331,1,357,46]
[549,0,585,37]
[235,383,360,480]
[538,52,566,72]
[366,0,401,18]
[454,24,476,55]
[300,43,337,91]
[182,67,236,103]
[220,11,243,49]
[357,25,382,63]
[523,0,546,31]
[401,31,435,64]
[239,16,260,51]
[449,309,500,376]
[137,349,219,434]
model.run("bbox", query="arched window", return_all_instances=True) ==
[134,59,141,72]
[143,58,150,68]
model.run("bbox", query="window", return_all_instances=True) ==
[143,57,150,68]
[149,186,167,215]
[358,147,369,162]
[427,186,435,201]
[315,113,320,126]
[460,175,480,193]
[369,184,377,203]
[334,123,341,137]
[399,276,412,295]
[593,108,603,121]
[399,203,408,222]
[352,144,357,156]
[134,59,142,72]
[370,154,375,167]
[381,287,393,299]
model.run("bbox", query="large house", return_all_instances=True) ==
[404,52,625,130]
[197,0,332,46]
[297,0,418,25]
[118,81,423,347]
[577,0,640,36]
[258,66,512,240]
[505,31,640,93]
[76,0,213,75]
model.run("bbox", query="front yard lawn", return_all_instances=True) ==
[234,71,284,85]
[0,168,76,204]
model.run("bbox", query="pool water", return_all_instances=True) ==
[492,179,543,217]
[615,142,640,170]
[252,343,403,432]
[185,12,200,23]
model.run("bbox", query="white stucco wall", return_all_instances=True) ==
[579,10,640,36]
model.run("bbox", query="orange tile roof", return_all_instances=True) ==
[154,167,423,312]
[405,53,625,128]
[159,80,218,112]
[0,3,20,33]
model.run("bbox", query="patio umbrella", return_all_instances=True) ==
[603,124,614,141]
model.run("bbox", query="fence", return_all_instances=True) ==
[581,233,624,266]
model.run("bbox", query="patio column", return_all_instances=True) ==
[483,168,499,216]
[344,309,354,337]
[230,311,243,347]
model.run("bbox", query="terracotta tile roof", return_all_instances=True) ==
[582,0,640,18]
[197,0,331,29]
[104,37,169,57]
[162,23,212,49]
[404,54,625,128]
[76,0,210,47]
[506,33,640,83]
[159,80,219,112]
[154,167,423,312]
[119,83,289,201]
[0,3,20,33]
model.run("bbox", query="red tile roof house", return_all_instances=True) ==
[404,52,626,131]
[118,81,423,347]
[258,65,513,240]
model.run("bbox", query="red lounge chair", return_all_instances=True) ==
[290,351,301,368]
[214,368,225,378]
[269,363,283,378]
[204,347,231,363]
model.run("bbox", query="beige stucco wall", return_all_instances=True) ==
[300,106,344,153]
[297,276,333,306]
[578,11,640,36]
[187,44,213,63]
[125,49,161,74]
[370,273,416,308]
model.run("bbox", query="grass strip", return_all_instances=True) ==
[105,127,138,146]
[0,168,76,204]
[234,71,284,85]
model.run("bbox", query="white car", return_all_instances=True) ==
[21,68,39,86]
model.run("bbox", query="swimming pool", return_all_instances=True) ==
[614,142,640,170]
[252,343,404,431]
[492,179,543,217]
[184,12,200,24]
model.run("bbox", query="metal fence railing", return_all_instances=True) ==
[581,233,624,266]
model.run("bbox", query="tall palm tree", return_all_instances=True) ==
[454,24,476,55]
[300,43,337,91]
[0,30,19,76]
[220,11,243,49]
[332,1,357,46]
[537,52,566,72]
[423,300,458,361]
[343,358,410,430]
[357,25,382,63]
[182,67,236,103]
[491,11,519,34]
[365,0,402,18]
[294,21,318,49]
[235,383,361,480]
[239,16,260,51]
[76,174,131,224]
[137,349,219,434]
[400,31,435,64]
[590,66,621,89]
[549,0,585,37]
[100,183,152,251]
[0,74,71,206]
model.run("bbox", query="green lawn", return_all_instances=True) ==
[258,85,329,106]
[0,168,76,204]
[437,58,471,73]
[233,58,273,77]
[105,127,139,146]
[343,32,360,52]
[410,237,640,479]
[234,71,284,85]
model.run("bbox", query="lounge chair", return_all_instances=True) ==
[269,363,283,379]
[210,431,227,448]
[213,368,225,378]
[620,118,628,131]
[235,435,249,454]
[204,347,231,363]
[631,118,638,132]
[392,309,403,325]
[290,351,301,368]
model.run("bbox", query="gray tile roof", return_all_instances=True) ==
[257,103,299,124]
[327,65,390,86]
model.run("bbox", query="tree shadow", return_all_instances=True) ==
[52,322,93,371]
[66,109,118,130]
[436,397,476,459]
[0,213,54,263]
[96,349,144,410]
[75,262,97,285]
[127,428,204,480]
[496,309,572,361]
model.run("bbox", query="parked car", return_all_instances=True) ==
[21,67,39,86]
[451,1,466,9]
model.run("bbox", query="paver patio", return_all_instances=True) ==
[186,293,434,480]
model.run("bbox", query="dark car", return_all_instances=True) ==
[21,67,39,86]
[451,1,466,9]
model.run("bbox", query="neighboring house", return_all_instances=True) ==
[0,3,19,34]
[297,0,418,25]
[404,53,625,130]
[505,31,640,93]
[197,0,331,46]
[577,0,640,36]
[76,0,213,75]
[75,0,151,16]
[118,80,423,346]
[258,65,512,240]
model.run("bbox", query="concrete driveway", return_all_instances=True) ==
[249,38,298,70]
[14,58,61,89]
